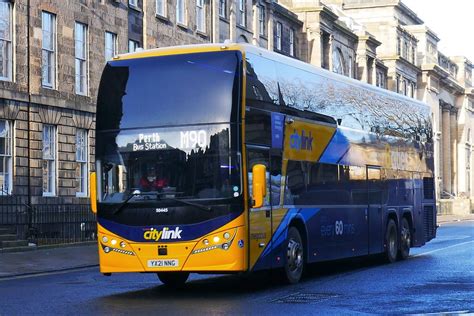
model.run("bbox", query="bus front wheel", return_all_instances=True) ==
[283,226,304,284]
[157,272,189,288]
[384,219,398,263]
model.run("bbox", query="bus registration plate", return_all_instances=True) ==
[147,259,179,268]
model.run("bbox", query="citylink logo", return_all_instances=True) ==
[290,129,313,151]
[143,227,183,241]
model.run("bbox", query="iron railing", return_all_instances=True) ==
[0,195,96,246]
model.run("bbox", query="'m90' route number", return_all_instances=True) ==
[180,130,207,149]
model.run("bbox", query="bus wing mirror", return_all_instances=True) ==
[252,164,266,208]
[90,172,97,214]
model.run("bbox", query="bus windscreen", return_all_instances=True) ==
[96,51,241,131]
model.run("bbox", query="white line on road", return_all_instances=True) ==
[412,240,474,258]
[0,265,98,282]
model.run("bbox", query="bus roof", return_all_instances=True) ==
[113,43,430,113]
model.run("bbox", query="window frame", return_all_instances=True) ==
[74,22,88,96]
[76,129,88,197]
[176,0,186,25]
[41,11,56,89]
[105,31,117,62]
[0,2,13,82]
[289,28,295,57]
[128,39,139,53]
[396,74,401,94]
[258,5,265,36]
[42,125,57,197]
[218,0,226,18]
[196,0,205,33]
[0,119,13,196]
[276,22,282,51]
[156,0,167,17]
[238,0,246,27]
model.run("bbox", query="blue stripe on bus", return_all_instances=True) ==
[97,211,242,242]
[253,207,321,270]
[319,129,350,164]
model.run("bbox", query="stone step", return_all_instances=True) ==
[0,234,17,241]
[1,240,28,248]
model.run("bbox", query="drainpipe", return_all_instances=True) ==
[26,0,33,237]
[142,0,147,48]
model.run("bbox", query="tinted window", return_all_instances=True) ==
[245,108,271,145]
[245,53,279,106]
[285,161,367,205]
[97,51,241,131]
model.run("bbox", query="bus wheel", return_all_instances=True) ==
[384,219,398,263]
[284,226,304,284]
[398,217,411,260]
[157,272,189,288]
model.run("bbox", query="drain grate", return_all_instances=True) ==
[272,292,339,304]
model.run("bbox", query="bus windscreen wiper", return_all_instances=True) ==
[114,191,156,214]
[157,193,212,212]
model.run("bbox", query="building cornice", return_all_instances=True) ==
[333,20,358,41]
[291,5,339,22]
[357,33,382,47]
[379,56,421,73]
[403,24,440,42]
[421,63,465,94]
[273,3,304,26]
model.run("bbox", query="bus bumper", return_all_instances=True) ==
[97,223,247,274]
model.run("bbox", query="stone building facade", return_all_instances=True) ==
[0,0,472,217]
[0,0,302,211]
[321,0,474,213]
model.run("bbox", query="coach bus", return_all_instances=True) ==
[91,43,437,286]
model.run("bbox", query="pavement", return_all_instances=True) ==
[0,213,472,280]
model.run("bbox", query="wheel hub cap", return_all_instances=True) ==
[287,239,303,271]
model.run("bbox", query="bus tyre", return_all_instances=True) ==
[384,219,398,263]
[284,227,304,284]
[157,272,189,288]
[398,217,411,260]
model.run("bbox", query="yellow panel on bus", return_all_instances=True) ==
[283,119,336,162]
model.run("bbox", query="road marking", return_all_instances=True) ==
[0,265,98,282]
[412,240,474,258]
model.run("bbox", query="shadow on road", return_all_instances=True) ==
[98,255,389,303]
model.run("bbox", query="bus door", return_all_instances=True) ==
[247,146,273,270]
[367,166,384,254]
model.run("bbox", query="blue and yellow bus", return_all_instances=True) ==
[91,43,437,286]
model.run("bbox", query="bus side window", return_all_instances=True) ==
[284,160,305,205]
[270,155,282,207]
[245,54,279,106]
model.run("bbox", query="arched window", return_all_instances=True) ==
[332,48,345,75]
[238,35,248,43]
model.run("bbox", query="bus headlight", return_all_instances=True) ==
[120,241,126,248]
[213,236,220,243]
[222,243,229,250]
[111,239,117,246]
[223,232,230,239]
[102,236,108,243]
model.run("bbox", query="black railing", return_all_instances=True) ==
[0,195,96,246]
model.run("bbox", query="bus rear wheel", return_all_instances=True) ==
[283,226,304,284]
[384,219,398,263]
[398,217,411,260]
[157,272,189,288]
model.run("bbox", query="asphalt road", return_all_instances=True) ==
[1,221,473,315]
